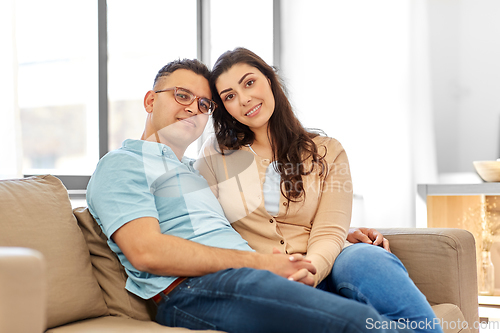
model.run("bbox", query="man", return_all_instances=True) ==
[87,59,412,333]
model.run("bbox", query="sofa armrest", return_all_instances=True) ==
[378,228,479,331]
[0,247,46,333]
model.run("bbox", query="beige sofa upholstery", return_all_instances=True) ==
[380,228,479,333]
[0,175,479,333]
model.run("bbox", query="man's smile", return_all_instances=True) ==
[178,117,196,127]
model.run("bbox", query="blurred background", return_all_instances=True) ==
[1,0,499,228]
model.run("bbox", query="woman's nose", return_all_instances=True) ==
[240,93,251,106]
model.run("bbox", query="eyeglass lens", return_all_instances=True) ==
[174,88,213,114]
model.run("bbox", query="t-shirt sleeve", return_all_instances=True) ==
[86,152,159,240]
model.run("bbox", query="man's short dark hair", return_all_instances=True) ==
[153,59,210,88]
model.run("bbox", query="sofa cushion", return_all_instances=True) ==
[432,303,471,333]
[45,316,204,333]
[73,206,156,321]
[0,175,108,328]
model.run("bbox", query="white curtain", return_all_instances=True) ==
[281,0,437,228]
[0,0,23,180]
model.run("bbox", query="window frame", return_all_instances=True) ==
[41,0,281,191]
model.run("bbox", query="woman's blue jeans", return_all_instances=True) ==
[320,243,444,333]
[155,267,414,333]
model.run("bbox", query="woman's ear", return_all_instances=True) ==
[144,90,155,113]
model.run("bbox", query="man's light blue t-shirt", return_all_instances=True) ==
[87,139,252,299]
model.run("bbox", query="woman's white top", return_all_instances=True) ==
[247,145,280,216]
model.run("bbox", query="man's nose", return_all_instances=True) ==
[185,98,200,114]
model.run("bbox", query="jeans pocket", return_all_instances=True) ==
[173,306,217,330]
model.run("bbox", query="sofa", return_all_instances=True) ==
[0,175,479,333]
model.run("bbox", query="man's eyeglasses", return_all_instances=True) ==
[154,87,216,115]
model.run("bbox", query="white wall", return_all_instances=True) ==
[280,0,423,228]
[280,0,500,227]
[429,0,500,173]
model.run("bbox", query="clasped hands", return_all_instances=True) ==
[271,248,317,287]
[272,228,391,287]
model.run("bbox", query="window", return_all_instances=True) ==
[198,0,275,145]
[16,0,98,175]
[107,0,197,153]
[209,0,274,68]
[9,0,277,188]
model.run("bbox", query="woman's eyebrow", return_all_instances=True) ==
[219,87,232,95]
[238,72,254,84]
[219,72,255,96]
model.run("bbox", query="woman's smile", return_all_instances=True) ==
[245,104,261,117]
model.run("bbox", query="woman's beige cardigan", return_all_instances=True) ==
[195,135,353,286]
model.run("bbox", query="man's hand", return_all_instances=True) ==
[271,248,316,287]
[347,227,391,252]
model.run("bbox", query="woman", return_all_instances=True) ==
[195,47,442,333]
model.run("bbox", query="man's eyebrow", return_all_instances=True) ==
[219,72,254,96]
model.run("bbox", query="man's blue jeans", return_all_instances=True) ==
[322,243,444,333]
[155,267,414,332]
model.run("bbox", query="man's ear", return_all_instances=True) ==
[144,90,155,113]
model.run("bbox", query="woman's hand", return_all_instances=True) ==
[273,248,316,286]
[347,227,391,252]
[287,268,316,286]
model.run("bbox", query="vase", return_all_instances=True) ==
[479,250,495,296]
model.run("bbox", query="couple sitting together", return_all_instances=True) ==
[87,47,443,333]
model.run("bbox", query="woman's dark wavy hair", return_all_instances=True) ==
[210,47,327,203]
